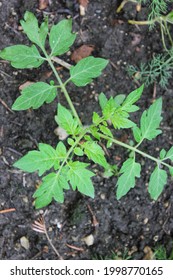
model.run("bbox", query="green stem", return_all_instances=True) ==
[164,21,173,48]
[42,49,81,125]
[97,132,172,169]
[128,19,157,25]
[57,129,87,176]
[116,0,138,13]
[160,22,168,51]
[40,49,172,171]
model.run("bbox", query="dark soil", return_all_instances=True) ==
[0,0,173,260]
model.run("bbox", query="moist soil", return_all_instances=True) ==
[0,0,173,260]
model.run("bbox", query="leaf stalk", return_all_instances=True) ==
[42,48,82,125]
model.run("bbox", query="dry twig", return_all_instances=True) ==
[66,243,84,252]
[87,204,99,228]
[0,98,14,114]
[0,208,16,214]
[32,215,63,259]
[51,57,71,70]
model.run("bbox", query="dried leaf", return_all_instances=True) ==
[19,81,34,91]
[71,45,94,63]
[39,0,49,10]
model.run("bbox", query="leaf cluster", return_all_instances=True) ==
[1,12,173,209]
[136,0,172,20]
[148,0,171,21]
[127,52,173,88]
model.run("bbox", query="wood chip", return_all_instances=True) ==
[71,45,94,63]
[39,0,49,10]
[78,0,89,8]
[0,98,14,114]
[78,0,89,16]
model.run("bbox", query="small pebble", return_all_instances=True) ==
[22,196,28,203]
[82,234,94,246]
[20,236,29,250]
[153,235,159,242]
[100,193,105,200]
[143,218,148,224]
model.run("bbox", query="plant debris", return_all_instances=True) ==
[38,0,49,10]
[78,0,89,16]
[71,45,94,63]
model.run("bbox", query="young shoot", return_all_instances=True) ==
[1,12,173,208]
[127,50,173,88]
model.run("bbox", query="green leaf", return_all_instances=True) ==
[121,85,144,112]
[169,166,173,177]
[102,95,136,129]
[13,143,63,176]
[67,161,95,198]
[164,147,173,161]
[166,11,173,24]
[111,110,135,129]
[70,56,109,87]
[20,11,48,48]
[99,92,108,110]
[0,45,44,69]
[160,149,166,160]
[67,138,75,146]
[103,164,118,178]
[12,82,57,110]
[49,19,76,56]
[106,140,113,149]
[99,125,113,137]
[84,135,92,142]
[114,94,126,106]
[33,171,70,208]
[83,141,108,168]
[92,112,101,125]
[132,125,142,143]
[55,104,79,135]
[90,127,100,140]
[74,147,84,156]
[140,98,162,141]
[116,158,141,199]
[103,97,116,119]
[148,166,167,200]
[56,142,67,160]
